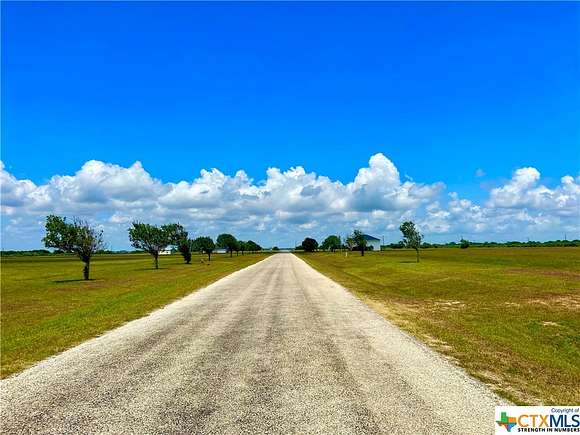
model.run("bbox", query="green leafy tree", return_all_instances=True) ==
[349,230,367,256]
[216,233,238,257]
[271,246,280,252]
[460,238,470,249]
[43,215,105,280]
[400,221,423,262]
[177,239,194,264]
[246,240,262,252]
[238,240,247,255]
[164,224,192,264]
[191,236,215,261]
[321,235,341,252]
[344,236,355,251]
[128,222,176,269]
[301,237,318,252]
[163,223,187,245]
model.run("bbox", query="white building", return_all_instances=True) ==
[159,250,172,255]
[363,234,381,251]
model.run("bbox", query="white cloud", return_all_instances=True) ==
[1,155,578,249]
[488,167,579,216]
[0,162,37,210]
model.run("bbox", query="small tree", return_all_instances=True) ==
[460,238,470,249]
[192,236,215,261]
[128,222,175,269]
[351,230,367,256]
[272,246,280,251]
[43,215,105,280]
[400,221,422,262]
[301,237,318,252]
[216,233,238,257]
[165,224,191,264]
[176,239,194,264]
[321,235,341,252]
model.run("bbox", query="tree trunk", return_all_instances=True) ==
[361,248,365,256]
[154,253,159,269]
[207,252,211,262]
[83,261,90,280]
[416,249,420,263]
[230,250,233,257]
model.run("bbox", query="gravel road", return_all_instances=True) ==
[1,253,507,434]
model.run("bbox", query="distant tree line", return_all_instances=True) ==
[0,249,142,256]
[295,221,579,265]
[382,239,580,249]
[299,224,422,259]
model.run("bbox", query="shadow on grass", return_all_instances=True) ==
[399,260,419,264]
[132,267,169,271]
[53,278,96,283]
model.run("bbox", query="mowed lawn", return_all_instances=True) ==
[298,248,580,405]
[1,252,268,378]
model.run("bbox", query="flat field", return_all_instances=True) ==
[1,252,268,378]
[298,248,580,405]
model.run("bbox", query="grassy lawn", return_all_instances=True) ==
[1,252,268,378]
[298,248,580,405]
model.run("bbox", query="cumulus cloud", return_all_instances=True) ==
[488,167,579,216]
[1,155,578,249]
[0,162,37,210]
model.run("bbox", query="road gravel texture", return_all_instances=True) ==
[1,253,508,434]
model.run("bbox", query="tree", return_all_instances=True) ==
[271,246,280,251]
[191,236,215,261]
[238,240,246,255]
[344,236,356,252]
[301,237,318,252]
[321,235,341,252]
[43,215,105,280]
[460,238,470,249]
[400,221,422,262]
[349,230,367,256]
[164,223,187,246]
[177,239,194,264]
[128,222,176,269]
[165,224,191,264]
[246,240,262,253]
[216,233,238,257]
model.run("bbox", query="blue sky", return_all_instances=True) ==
[1,2,579,249]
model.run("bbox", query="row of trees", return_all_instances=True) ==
[127,224,262,269]
[300,221,424,262]
[43,215,262,280]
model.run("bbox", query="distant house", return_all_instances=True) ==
[363,234,381,251]
[159,250,172,255]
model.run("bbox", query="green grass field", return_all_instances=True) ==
[298,248,580,405]
[1,252,268,378]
